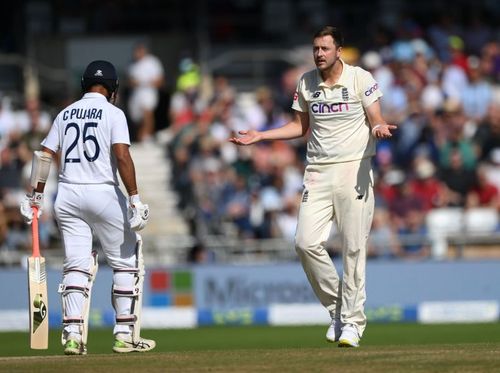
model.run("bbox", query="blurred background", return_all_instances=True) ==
[1,0,500,330]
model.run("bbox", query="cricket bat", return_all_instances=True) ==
[28,206,49,349]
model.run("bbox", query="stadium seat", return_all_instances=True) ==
[463,208,499,235]
[425,208,465,259]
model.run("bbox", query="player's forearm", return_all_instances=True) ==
[260,120,305,141]
[117,155,139,196]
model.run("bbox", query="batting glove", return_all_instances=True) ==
[128,194,149,231]
[20,191,43,225]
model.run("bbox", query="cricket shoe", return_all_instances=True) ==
[112,333,156,353]
[64,337,86,355]
[326,318,343,343]
[338,324,360,348]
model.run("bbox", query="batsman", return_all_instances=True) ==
[20,60,155,355]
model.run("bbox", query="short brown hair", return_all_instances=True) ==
[313,26,344,48]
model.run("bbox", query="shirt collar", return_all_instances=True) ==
[82,92,108,100]
[317,58,348,88]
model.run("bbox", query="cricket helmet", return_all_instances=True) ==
[81,60,119,95]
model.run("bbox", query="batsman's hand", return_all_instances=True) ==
[20,192,43,225]
[128,195,149,231]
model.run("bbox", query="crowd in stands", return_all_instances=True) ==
[1,13,499,263]
[0,96,56,255]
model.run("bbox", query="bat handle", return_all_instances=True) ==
[31,206,40,258]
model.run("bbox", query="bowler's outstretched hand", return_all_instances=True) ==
[229,130,263,146]
[372,123,397,139]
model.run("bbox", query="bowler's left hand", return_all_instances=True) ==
[372,124,397,139]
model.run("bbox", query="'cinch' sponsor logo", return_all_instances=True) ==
[365,83,378,96]
[311,102,349,114]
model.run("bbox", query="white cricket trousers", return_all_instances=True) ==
[295,157,374,337]
[54,182,138,336]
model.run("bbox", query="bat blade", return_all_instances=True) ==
[28,207,49,350]
[28,255,48,349]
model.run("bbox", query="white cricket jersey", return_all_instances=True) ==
[128,54,163,92]
[42,92,131,185]
[292,59,383,164]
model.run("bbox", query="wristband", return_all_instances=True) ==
[130,194,140,204]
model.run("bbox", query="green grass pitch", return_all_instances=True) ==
[1,323,500,372]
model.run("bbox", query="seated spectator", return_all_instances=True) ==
[461,55,493,126]
[466,163,499,210]
[398,208,431,259]
[438,99,478,171]
[0,201,8,251]
[438,148,477,207]
[385,171,425,231]
[0,95,16,144]
[368,207,402,259]
[15,97,52,136]
[276,194,300,242]
[474,104,500,163]
[0,144,24,191]
[374,168,404,207]
[187,241,215,264]
[169,58,203,136]
[408,157,447,211]
[223,173,253,238]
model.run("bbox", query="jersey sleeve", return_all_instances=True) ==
[111,109,131,145]
[291,75,308,113]
[41,116,61,152]
[357,68,383,108]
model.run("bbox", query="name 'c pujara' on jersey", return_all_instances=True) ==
[62,108,103,121]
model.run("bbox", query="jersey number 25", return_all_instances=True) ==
[64,122,100,163]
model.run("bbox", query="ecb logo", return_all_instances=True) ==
[342,87,349,101]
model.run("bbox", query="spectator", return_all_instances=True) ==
[438,99,478,171]
[368,207,402,259]
[438,148,477,207]
[441,38,469,101]
[474,104,500,162]
[187,241,215,264]
[466,163,499,210]
[169,58,203,136]
[398,208,430,259]
[127,42,165,142]
[0,95,16,147]
[461,55,493,126]
[276,194,301,242]
[0,201,8,251]
[408,157,446,211]
[15,97,52,136]
[386,172,425,231]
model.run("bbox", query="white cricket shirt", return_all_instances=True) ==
[42,92,131,185]
[292,59,382,164]
[128,54,164,93]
